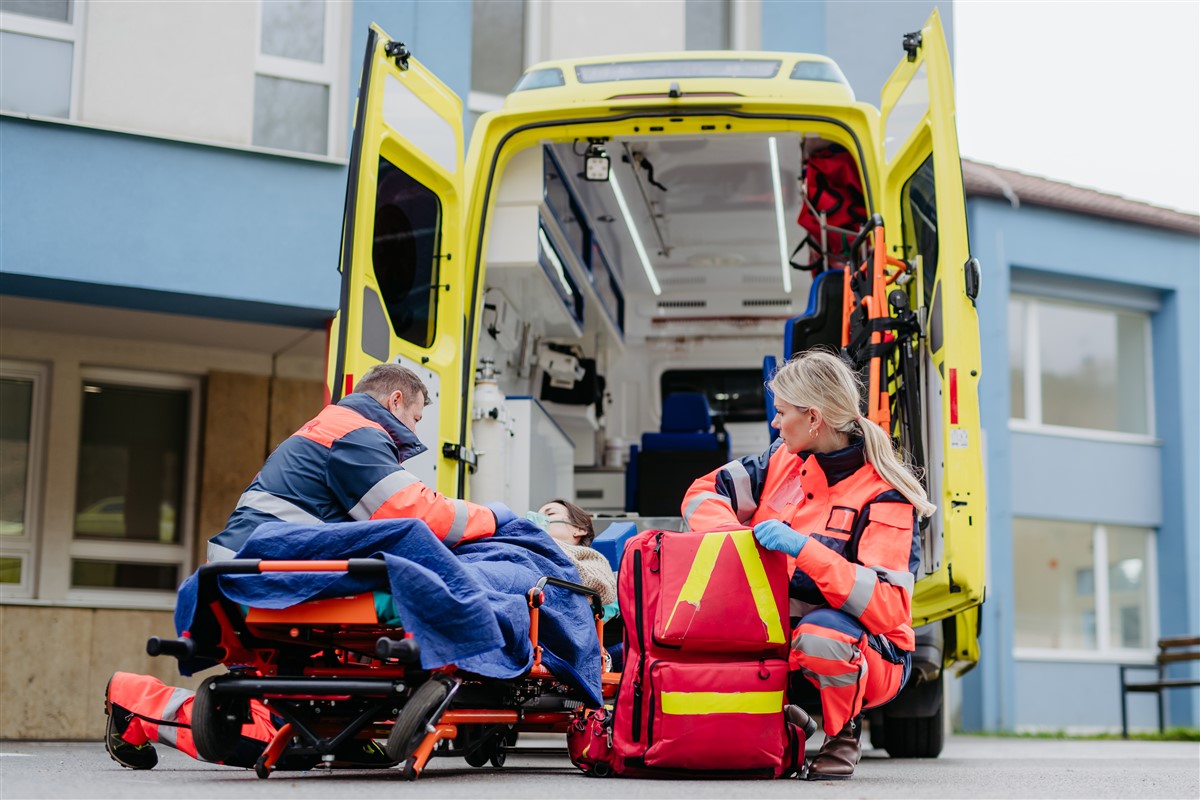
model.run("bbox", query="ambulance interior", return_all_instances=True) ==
[472,131,872,523]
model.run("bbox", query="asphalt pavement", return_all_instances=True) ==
[1,735,1197,800]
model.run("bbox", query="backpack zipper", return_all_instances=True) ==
[631,548,646,742]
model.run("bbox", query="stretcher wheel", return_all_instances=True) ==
[253,755,271,780]
[385,677,451,767]
[489,745,506,769]
[191,676,248,765]
[463,743,491,768]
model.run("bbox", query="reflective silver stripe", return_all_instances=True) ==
[724,460,756,523]
[156,687,194,748]
[350,470,421,520]
[870,565,915,595]
[206,542,237,563]
[237,490,320,525]
[800,666,861,689]
[442,500,471,546]
[792,631,859,662]
[682,491,732,528]
[840,564,878,618]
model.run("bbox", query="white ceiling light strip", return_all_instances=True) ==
[609,168,662,296]
[768,137,793,294]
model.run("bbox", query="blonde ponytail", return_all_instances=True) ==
[769,350,937,519]
[856,414,937,519]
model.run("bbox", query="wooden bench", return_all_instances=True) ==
[1119,635,1200,738]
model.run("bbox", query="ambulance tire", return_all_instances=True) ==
[191,676,247,764]
[386,677,452,767]
[877,695,944,758]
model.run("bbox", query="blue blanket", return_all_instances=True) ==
[174,518,602,707]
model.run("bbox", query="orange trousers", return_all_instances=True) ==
[789,609,910,735]
[108,672,276,767]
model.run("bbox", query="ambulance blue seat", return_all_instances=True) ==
[626,393,730,516]
[592,521,638,571]
[763,354,779,442]
[785,269,844,358]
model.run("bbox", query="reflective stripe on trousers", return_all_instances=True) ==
[107,671,276,763]
[788,609,907,736]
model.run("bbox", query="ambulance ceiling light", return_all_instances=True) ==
[608,167,662,296]
[768,137,793,294]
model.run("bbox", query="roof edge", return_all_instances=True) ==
[962,159,1199,236]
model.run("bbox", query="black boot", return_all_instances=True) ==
[104,677,158,770]
[806,716,861,780]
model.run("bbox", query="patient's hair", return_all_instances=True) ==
[547,498,596,546]
[355,363,431,407]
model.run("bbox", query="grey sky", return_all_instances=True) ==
[953,0,1199,214]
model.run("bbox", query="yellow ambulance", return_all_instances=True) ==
[329,8,984,757]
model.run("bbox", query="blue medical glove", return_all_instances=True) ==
[486,501,517,529]
[753,520,808,556]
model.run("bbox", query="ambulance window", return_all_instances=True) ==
[789,61,849,86]
[660,369,765,423]
[513,68,565,92]
[575,59,780,83]
[900,156,938,308]
[372,156,441,348]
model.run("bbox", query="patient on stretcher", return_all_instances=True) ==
[526,499,617,606]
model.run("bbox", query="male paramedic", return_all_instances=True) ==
[104,362,516,770]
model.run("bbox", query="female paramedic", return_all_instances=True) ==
[681,349,935,781]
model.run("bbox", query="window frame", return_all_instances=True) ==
[63,367,200,608]
[0,0,86,120]
[1008,293,1157,444]
[1013,518,1159,664]
[0,359,49,600]
[252,0,345,158]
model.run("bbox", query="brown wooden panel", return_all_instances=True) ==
[267,376,325,453]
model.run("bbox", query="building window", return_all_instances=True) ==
[685,0,731,50]
[253,0,341,156]
[1013,518,1156,655]
[1009,295,1153,437]
[0,361,47,599]
[67,369,198,601]
[0,0,84,118]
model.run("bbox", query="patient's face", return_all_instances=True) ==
[539,502,586,545]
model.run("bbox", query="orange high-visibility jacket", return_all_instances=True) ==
[682,439,919,650]
[208,392,497,561]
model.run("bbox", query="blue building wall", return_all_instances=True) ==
[962,196,1200,732]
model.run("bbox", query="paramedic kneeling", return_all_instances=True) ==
[681,350,934,781]
[103,363,516,770]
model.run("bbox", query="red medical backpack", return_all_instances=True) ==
[569,529,807,778]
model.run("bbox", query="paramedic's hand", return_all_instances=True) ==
[753,520,808,556]
[486,501,517,529]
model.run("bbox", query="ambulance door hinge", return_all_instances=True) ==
[902,31,923,62]
[442,442,478,472]
[384,41,411,71]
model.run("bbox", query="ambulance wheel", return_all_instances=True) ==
[191,677,247,764]
[386,677,452,766]
[879,692,945,758]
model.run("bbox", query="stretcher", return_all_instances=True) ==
[147,558,616,780]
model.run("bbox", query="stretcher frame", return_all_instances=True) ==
[148,558,616,780]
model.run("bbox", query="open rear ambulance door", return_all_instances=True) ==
[328,25,468,497]
[879,8,985,648]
